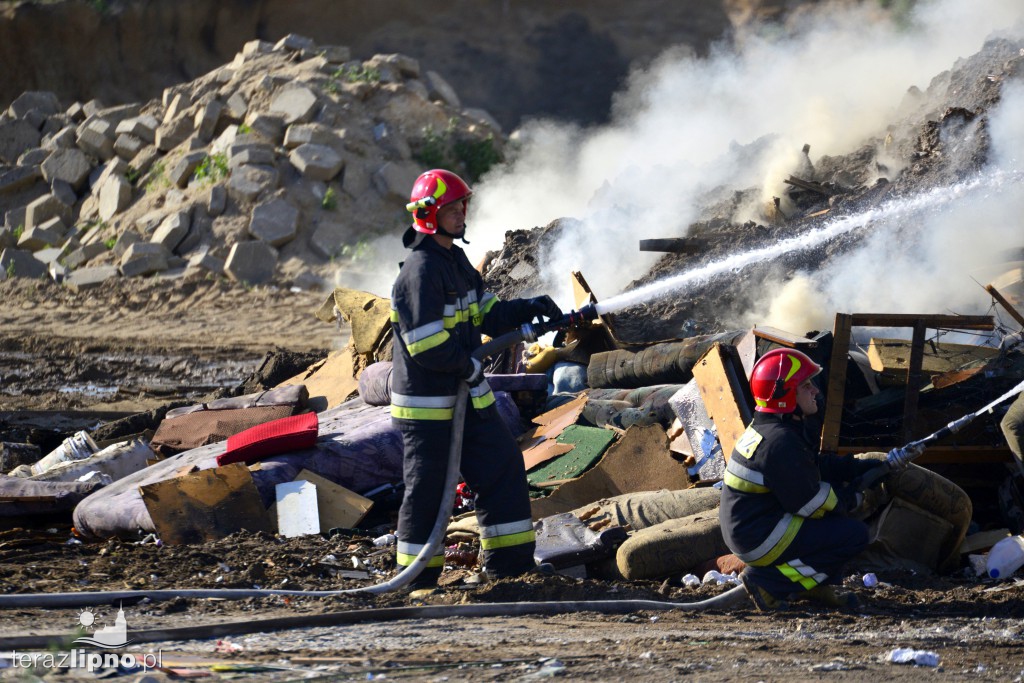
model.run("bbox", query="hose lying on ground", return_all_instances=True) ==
[0,586,751,650]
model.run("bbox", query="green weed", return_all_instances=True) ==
[413,119,503,183]
[192,153,229,183]
[322,187,338,211]
[144,161,170,193]
[12,224,23,240]
[331,64,381,85]
[125,165,140,185]
[238,123,253,135]
[5,261,14,279]
[104,237,117,250]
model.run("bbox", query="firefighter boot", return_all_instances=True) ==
[798,584,861,610]
[740,570,787,611]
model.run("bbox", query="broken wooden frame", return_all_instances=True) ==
[818,313,1011,464]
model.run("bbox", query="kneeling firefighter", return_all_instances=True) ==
[389,169,563,589]
[719,348,887,609]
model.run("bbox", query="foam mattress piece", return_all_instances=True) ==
[74,393,522,539]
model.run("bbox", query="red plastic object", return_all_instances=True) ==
[216,411,319,466]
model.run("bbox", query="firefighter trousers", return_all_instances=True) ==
[744,515,868,599]
[394,403,536,586]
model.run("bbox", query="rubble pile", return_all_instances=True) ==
[0,34,504,290]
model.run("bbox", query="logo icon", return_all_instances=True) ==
[73,606,133,648]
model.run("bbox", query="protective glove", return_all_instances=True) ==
[886,442,925,470]
[852,457,888,477]
[462,357,484,385]
[523,295,562,323]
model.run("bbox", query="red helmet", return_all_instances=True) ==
[406,169,473,234]
[750,348,822,414]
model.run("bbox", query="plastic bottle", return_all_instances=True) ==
[29,431,98,476]
[986,534,1024,579]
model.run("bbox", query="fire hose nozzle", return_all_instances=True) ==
[533,303,600,336]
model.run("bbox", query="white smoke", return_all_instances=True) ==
[464,0,1024,319]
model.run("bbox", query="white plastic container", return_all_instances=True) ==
[986,534,1024,579]
[29,431,98,476]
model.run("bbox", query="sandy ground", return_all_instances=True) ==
[2,276,1024,681]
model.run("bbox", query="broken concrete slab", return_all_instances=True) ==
[119,241,170,277]
[225,239,278,284]
[0,118,43,164]
[98,174,133,221]
[0,165,42,196]
[0,248,47,279]
[249,197,298,246]
[76,119,116,161]
[17,222,65,251]
[151,211,191,252]
[24,193,72,230]
[8,91,62,120]
[170,150,208,188]
[63,241,107,269]
[288,143,343,181]
[269,86,319,126]
[226,164,279,202]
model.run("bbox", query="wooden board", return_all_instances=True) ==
[296,469,374,530]
[140,463,271,545]
[692,343,752,461]
[867,337,999,378]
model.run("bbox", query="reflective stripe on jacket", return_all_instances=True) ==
[390,237,532,421]
[719,413,851,566]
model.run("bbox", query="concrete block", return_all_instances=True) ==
[17,222,64,250]
[51,178,78,206]
[241,39,273,58]
[65,102,85,121]
[90,157,130,196]
[113,134,145,161]
[372,161,421,202]
[66,264,119,291]
[25,194,72,230]
[224,239,278,285]
[0,165,42,196]
[284,123,341,150]
[82,99,105,118]
[309,219,353,259]
[226,165,278,203]
[289,143,343,181]
[64,241,107,269]
[424,70,461,108]
[187,249,224,275]
[194,100,224,142]
[41,113,71,137]
[208,185,227,217]
[115,115,159,143]
[163,93,191,125]
[269,86,318,126]
[341,156,370,197]
[249,197,298,247]
[0,248,47,278]
[321,45,352,65]
[368,53,421,79]
[120,241,170,277]
[34,246,63,265]
[169,151,208,188]
[8,91,62,120]
[228,143,275,169]
[274,33,316,53]
[155,116,193,152]
[151,211,191,252]
[0,118,43,164]
[463,107,502,133]
[95,103,142,129]
[225,92,248,122]
[112,229,141,258]
[245,114,285,144]
[45,125,78,150]
[129,146,159,176]
[76,119,115,160]
[18,147,48,166]
[98,175,133,221]
[0,226,14,250]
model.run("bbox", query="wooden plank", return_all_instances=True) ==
[901,322,927,443]
[783,175,835,196]
[866,337,998,377]
[986,284,1024,327]
[691,343,752,461]
[752,325,818,348]
[296,469,374,531]
[140,463,271,545]
[819,313,852,453]
[849,313,994,330]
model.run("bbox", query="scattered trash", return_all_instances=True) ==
[214,640,244,653]
[701,570,740,586]
[681,574,702,588]
[373,533,397,547]
[986,534,1024,579]
[862,573,878,587]
[887,648,940,667]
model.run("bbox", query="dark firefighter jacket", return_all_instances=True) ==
[719,412,873,566]
[390,236,535,421]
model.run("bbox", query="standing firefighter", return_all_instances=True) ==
[389,169,562,589]
[719,348,886,610]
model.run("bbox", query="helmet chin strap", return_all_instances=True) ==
[437,223,470,244]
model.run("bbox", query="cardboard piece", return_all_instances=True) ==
[316,288,393,355]
[296,469,373,530]
[960,528,1011,554]
[140,463,271,545]
[530,424,688,520]
[280,348,360,412]
[519,395,587,470]
[276,480,320,538]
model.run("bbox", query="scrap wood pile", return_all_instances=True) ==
[3,273,1024,588]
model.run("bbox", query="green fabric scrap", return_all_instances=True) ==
[526,425,617,486]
